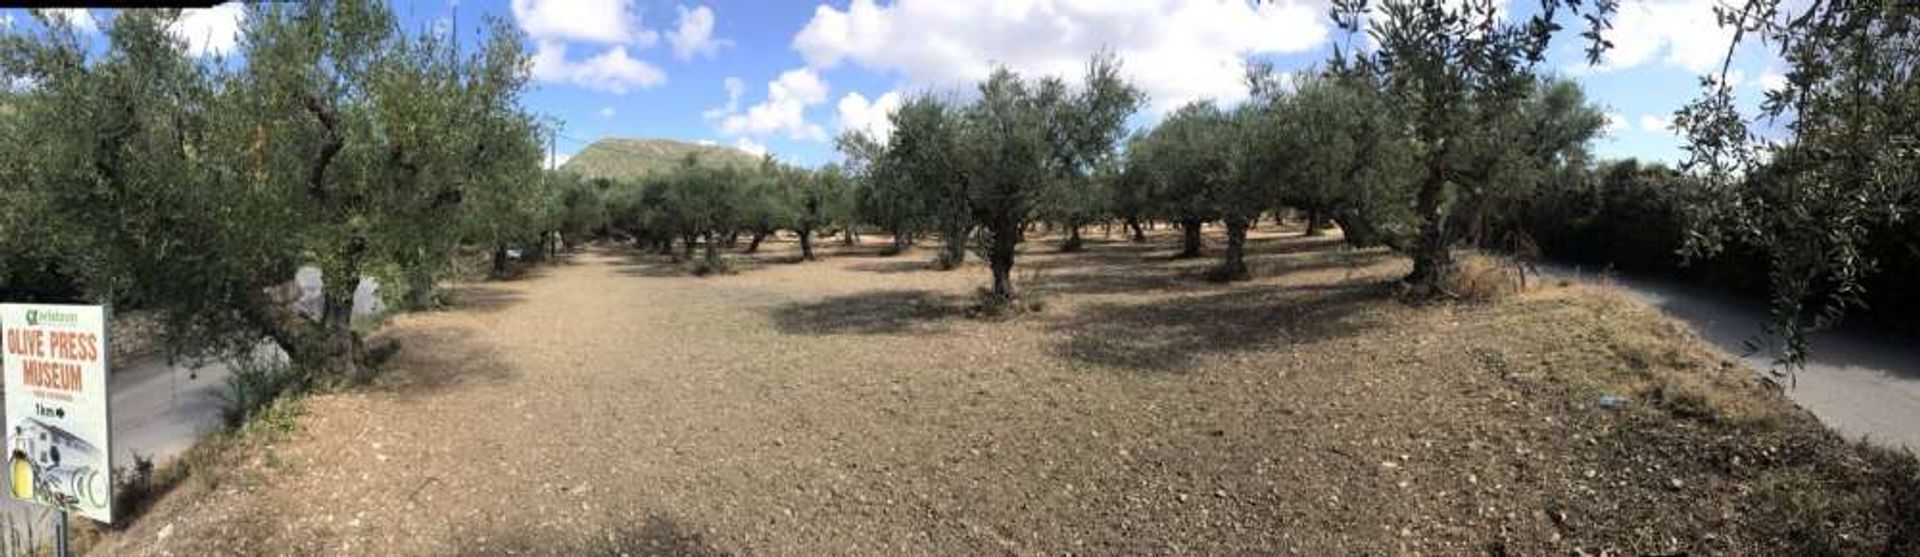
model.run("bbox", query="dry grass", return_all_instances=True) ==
[1444,252,1532,301]
[89,227,1919,556]
[1496,282,1790,426]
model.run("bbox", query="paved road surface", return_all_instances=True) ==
[1545,263,1920,452]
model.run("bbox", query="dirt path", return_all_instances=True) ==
[100,232,1918,555]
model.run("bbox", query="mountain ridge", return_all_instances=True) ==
[559,137,763,181]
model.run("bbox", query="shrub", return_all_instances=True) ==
[1443,253,1530,301]
[691,255,741,276]
[219,356,312,429]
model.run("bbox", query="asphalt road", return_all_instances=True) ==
[1543,263,1920,453]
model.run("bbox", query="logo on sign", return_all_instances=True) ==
[23,310,77,328]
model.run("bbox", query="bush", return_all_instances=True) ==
[691,255,741,276]
[219,356,312,429]
[1444,253,1530,301]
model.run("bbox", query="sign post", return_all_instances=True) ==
[0,303,112,556]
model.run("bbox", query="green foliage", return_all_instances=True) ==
[1675,0,1920,373]
[592,150,852,269]
[1037,51,1146,252]
[219,356,312,429]
[1529,160,1702,274]
[887,94,969,265]
[0,3,546,379]
[1268,72,1419,248]
[1328,0,1614,295]
[960,57,1142,299]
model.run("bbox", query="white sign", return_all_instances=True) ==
[0,304,111,523]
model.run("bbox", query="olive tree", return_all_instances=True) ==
[957,67,1052,301]
[1676,0,1920,373]
[1039,51,1145,253]
[1141,101,1231,259]
[883,94,969,268]
[0,4,544,380]
[1267,71,1418,248]
[1329,0,1614,296]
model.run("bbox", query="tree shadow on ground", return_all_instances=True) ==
[370,323,517,396]
[810,241,912,258]
[1052,280,1395,372]
[439,284,528,313]
[468,514,730,556]
[1033,242,1394,297]
[486,253,576,281]
[846,259,936,274]
[607,248,785,278]
[768,289,966,336]
[1244,247,1398,278]
[1040,266,1202,296]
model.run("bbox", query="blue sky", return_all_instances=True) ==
[6,1,1790,168]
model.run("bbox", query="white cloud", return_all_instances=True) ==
[514,0,673,93]
[530,41,667,93]
[734,137,768,157]
[836,91,903,142]
[43,9,97,35]
[696,139,718,146]
[1759,68,1788,92]
[1640,114,1673,133]
[168,3,246,57]
[599,107,616,118]
[1595,0,1737,73]
[710,68,830,142]
[1604,112,1629,134]
[547,152,573,169]
[791,0,1329,113]
[1713,68,1746,89]
[511,0,658,45]
[701,77,747,120]
[669,5,729,61]
[2,14,13,30]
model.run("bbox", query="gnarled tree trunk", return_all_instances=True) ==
[1177,218,1204,258]
[1061,220,1084,252]
[988,223,1019,301]
[491,243,511,279]
[1217,216,1251,281]
[320,240,370,382]
[1405,155,1454,296]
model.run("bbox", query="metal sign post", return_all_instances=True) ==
[53,509,67,557]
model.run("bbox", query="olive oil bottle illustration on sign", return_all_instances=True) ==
[10,418,111,511]
[2,304,114,523]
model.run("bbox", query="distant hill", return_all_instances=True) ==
[559,137,763,181]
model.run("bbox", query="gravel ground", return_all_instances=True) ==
[94,228,1919,556]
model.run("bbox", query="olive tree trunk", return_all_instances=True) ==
[1405,156,1454,296]
[1177,218,1204,258]
[1217,216,1251,281]
[1061,220,1084,252]
[319,240,370,382]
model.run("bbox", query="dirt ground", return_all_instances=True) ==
[96,227,1918,556]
